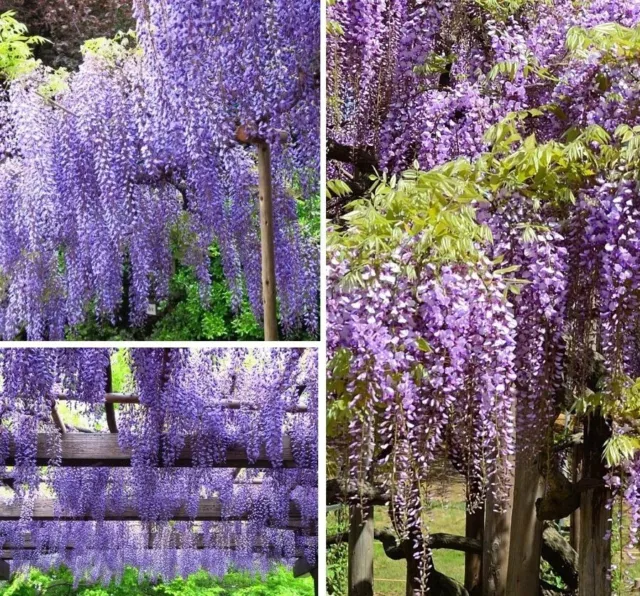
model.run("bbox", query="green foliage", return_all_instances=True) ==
[81,30,138,65]
[37,68,69,99]
[110,348,132,392]
[326,348,353,442]
[0,11,47,79]
[329,164,492,291]
[64,247,264,341]
[295,188,321,239]
[566,23,640,59]
[326,179,351,200]
[473,0,547,20]
[0,566,313,596]
[326,543,348,595]
[326,508,348,596]
[603,435,640,468]
[149,250,262,341]
[413,53,453,77]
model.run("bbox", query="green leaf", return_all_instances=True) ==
[416,337,432,352]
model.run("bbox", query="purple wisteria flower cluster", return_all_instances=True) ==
[0,348,317,583]
[0,0,320,339]
[328,0,640,171]
[328,0,640,583]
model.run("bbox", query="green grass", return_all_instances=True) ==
[328,485,640,595]
[371,501,466,596]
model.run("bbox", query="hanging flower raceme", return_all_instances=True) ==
[0,0,320,339]
[328,236,518,541]
[0,348,318,582]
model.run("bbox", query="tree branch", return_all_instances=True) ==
[541,523,578,592]
[326,478,389,506]
[327,139,378,171]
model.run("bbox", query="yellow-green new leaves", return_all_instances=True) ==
[0,11,48,80]
[566,22,640,59]
[326,179,352,199]
[330,164,491,279]
[473,0,550,20]
[604,435,640,467]
[81,30,139,66]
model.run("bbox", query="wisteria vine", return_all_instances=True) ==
[0,348,318,583]
[328,0,640,589]
[0,0,320,339]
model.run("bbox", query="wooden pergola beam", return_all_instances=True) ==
[7,433,300,468]
[0,498,309,529]
[55,392,309,413]
[0,542,307,558]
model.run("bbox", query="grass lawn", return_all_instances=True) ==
[372,500,466,596]
[327,464,640,595]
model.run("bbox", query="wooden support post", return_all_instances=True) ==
[579,411,611,596]
[570,444,581,550]
[348,504,374,596]
[0,558,9,580]
[256,140,278,341]
[483,488,512,596]
[464,501,483,593]
[506,451,543,596]
[105,360,117,433]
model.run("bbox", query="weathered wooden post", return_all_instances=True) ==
[235,125,279,341]
[483,487,513,596]
[506,452,543,596]
[0,558,9,581]
[570,444,581,550]
[465,499,483,593]
[255,140,278,341]
[348,504,374,596]
[579,411,611,596]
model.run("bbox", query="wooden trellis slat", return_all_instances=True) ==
[0,545,307,559]
[7,434,299,468]
[0,498,308,528]
[54,393,309,413]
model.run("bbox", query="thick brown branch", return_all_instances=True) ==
[327,528,481,557]
[536,477,605,521]
[326,478,389,506]
[327,139,378,171]
[541,523,578,592]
